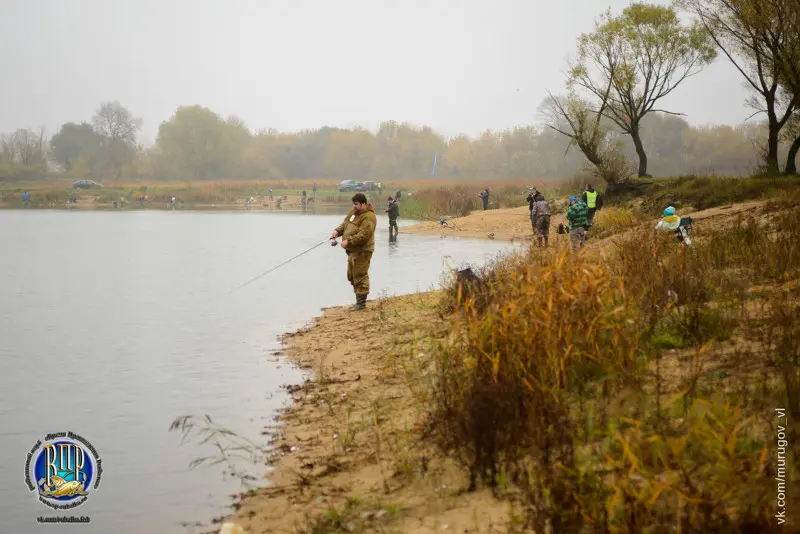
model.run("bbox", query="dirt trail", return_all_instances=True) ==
[402,200,769,243]
[220,199,771,534]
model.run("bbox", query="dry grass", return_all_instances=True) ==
[589,206,645,240]
[398,179,582,220]
[426,202,800,532]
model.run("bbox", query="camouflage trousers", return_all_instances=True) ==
[534,215,550,246]
[346,250,373,296]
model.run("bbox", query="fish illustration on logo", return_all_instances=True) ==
[25,432,103,510]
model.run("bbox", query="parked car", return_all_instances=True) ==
[72,180,103,189]
[362,181,380,191]
[337,180,366,192]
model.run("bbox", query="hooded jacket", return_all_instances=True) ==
[532,198,550,218]
[566,199,589,229]
[386,201,399,219]
[655,214,681,231]
[526,191,543,210]
[335,204,377,252]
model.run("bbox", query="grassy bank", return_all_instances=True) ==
[611,175,800,213]
[428,200,799,531]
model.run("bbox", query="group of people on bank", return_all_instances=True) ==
[329,183,690,312]
[524,184,603,251]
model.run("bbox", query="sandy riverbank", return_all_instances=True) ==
[222,292,511,533]
[399,200,769,242]
[400,205,567,242]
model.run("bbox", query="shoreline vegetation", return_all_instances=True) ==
[4,174,800,222]
[168,176,800,534]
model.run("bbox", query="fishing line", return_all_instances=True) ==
[228,239,334,294]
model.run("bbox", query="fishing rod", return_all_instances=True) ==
[228,238,335,294]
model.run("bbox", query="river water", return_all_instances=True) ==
[0,209,517,533]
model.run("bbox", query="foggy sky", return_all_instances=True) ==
[1,0,751,145]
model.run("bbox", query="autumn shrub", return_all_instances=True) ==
[432,244,644,491]
[401,184,529,219]
[589,206,644,239]
[428,205,800,532]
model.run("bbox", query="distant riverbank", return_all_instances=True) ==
[0,179,396,213]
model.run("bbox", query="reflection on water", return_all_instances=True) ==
[0,210,518,533]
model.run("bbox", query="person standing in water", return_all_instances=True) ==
[385,196,399,239]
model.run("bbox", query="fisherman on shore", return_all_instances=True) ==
[269,188,273,200]
[566,195,589,251]
[655,206,693,245]
[582,184,603,223]
[526,187,540,212]
[655,206,681,232]
[331,193,377,311]
[385,196,399,238]
[479,188,489,210]
[312,183,317,199]
[532,192,550,248]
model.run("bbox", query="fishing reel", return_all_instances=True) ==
[330,238,339,246]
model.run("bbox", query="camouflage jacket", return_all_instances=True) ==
[336,204,377,252]
[532,199,550,218]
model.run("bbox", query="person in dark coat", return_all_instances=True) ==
[385,196,400,238]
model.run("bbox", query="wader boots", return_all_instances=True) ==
[350,294,367,311]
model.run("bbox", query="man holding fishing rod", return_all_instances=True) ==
[330,193,377,311]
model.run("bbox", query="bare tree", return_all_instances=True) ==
[540,93,633,188]
[15,127,48,166]
[92,101,141,181]
[783,100,800,174]
[679,0,798,174]
[0,128,48,166]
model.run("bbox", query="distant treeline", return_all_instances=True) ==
[0,103,784,183]
[3,0,799,185]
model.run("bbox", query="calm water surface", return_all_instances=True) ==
[0,209,518,533]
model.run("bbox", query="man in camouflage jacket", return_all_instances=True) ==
[331,193,377,310]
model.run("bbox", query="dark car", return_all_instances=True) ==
[72,180,103,189]
[337,180,366,192]
[362,181,380,191]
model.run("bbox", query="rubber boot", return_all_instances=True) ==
[351,294,367,311]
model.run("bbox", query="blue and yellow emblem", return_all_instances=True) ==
[25,432,103,510]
